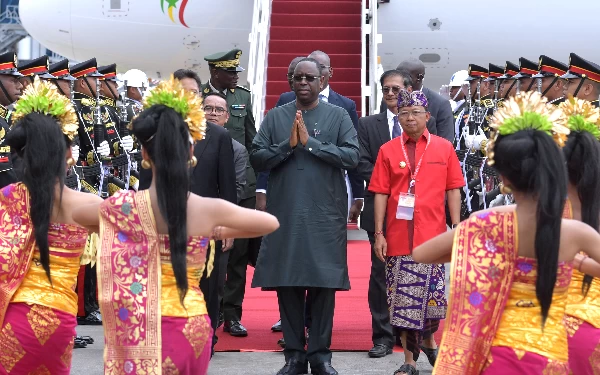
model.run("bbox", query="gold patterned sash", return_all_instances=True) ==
[434,211,518,375]
[0,183,34,327]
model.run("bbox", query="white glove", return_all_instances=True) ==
[71,145,80,160]
[120,136,134,152]
[96,141,110,157]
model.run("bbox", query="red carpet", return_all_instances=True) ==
[265,0,363,114]
[215,240,443,352]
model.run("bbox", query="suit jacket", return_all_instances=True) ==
[356,112,389,233]
[138,122,237,204]
[256,89,365,199]
[379,86,454,143]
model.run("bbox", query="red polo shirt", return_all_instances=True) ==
[368,129,464,256]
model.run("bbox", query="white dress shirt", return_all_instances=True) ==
[319,85,330,102]
[387,108,400,138]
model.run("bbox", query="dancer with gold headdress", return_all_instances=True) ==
[412,91,600,374]
[72,77,279,374]
[558,97,600,374]
[0,77,102,374]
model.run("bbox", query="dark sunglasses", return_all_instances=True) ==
[293,74,321,82]
[382,86,402,94]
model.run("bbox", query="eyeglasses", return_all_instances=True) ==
[382,86,402,94]
[416,73,425,80]
[399,110,427,118]
[203,105,227,115]
[286,73,294,80]
[293,74,321,82]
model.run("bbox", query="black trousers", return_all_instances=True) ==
[200,240,225,349]
[277,287,335,365]
[83,264,99,315]
[223,196,255,321]
[367,232,394,348]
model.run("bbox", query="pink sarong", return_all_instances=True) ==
[481,347,569,374]
[567,320,600,374]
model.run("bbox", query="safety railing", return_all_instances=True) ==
[361,0,382,116]
[0,4,20,24]
[247,0,272,128]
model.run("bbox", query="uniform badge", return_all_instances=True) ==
[399,161,406,169]
[231,104,246,110]
[203,87,210,94]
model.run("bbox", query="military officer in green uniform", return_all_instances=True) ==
[533,55,568,106]
[561,53,600,107]
[201,49,256,153]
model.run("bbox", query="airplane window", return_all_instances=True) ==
[419,53,441,63]
[111,0,121,9]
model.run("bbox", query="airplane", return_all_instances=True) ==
[19,0,600,111]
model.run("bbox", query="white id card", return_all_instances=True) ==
[396,192,415,220]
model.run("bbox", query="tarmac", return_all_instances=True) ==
[71,229,439,375]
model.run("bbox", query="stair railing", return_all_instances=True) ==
[247,0,272,128]
[361,0,382,116]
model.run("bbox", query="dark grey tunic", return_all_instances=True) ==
[250,101,359,290]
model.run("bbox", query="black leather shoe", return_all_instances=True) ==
[310,362,338,375]
[277,337,286,348]
[368,343,393,358]
[217,311,224,328]
[276,358,308,375]
[272,319,282,332]
[223,320,248,337]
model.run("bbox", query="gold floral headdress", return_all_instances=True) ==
[558,96,600,140]
[142,75,206,142]
[487,91,569,165]
[11,76,78,140]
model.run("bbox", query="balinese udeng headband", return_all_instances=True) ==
[487,91,569,166]
[397,89,428,109]
[137,75,206,142]
[559,96,600,140]
[11,76,78,140]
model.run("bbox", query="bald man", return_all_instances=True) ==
[379,59,454,143]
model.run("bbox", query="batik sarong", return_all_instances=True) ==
[481,347,569,374]
[386,255,446,355]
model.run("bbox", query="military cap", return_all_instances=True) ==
[498,61,519,80]
[465,64,488,81]
[98,64,120,82]
[533,55,568,79]
[484,63,504,82]
[204,49,244,72]
[512,57,538,79]
[0,52,22,76]
[18,55,55,80]
[70,58,104,79]
[561,53,600,83]
[49,59,76,81]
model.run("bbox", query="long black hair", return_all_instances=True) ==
[131,105,191,303]
[5,113,71,284]
[493,129,567,325]
[562,130,600,295]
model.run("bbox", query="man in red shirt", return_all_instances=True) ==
[369,90,463,375]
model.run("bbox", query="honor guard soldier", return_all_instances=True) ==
[448,70,469,147]
[48,58,77,99]
[485,63,504,105]
[498,61,520,100]
[480,63,503,131]
[121,69,147,122]
[512,57,538,94]
[561,53,600,107]
[456,64,487,150]
[532,55,568,106]
[202,49,256,153]
[98,64,134,156]
[17,55,55,89]
[0,52,22,188]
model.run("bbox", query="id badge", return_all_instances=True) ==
[396,192,415,220]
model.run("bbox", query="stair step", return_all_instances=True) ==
[270,26,361,41]
[270,14,361,27]
[265,95,362,113]
[267,81,361,97]
[268,40,361,56]
[268,53,362,68]
[268,67,362,82]
[272,1,362,15]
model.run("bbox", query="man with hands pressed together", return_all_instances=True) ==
[368,90,463,375]
[250,57,359,375]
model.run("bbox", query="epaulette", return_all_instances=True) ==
[481,98,494,108]
[99,97,116,107]
[236,85,251,93]
[0,105,8,120]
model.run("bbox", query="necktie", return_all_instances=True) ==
[392,115,402,139]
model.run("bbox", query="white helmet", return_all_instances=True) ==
[449,70,469,87]
[122,69,148,89]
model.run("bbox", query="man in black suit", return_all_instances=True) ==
[379,59,454,143]
[138,70,237,354]
[358,69,413,358]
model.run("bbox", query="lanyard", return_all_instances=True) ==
[399,133,431,191]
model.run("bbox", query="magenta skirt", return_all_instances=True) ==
[0,302,76,375]
[161,315,213,375]
[481,346,569,374]
[568,320,600,374]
